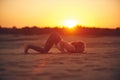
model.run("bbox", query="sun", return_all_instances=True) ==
[63,19,78,28]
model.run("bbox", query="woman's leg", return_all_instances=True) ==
[24,32,62,53]
[44,32,62,52]
[24,44,46,54]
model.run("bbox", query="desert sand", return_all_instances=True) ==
[0,34,120,80]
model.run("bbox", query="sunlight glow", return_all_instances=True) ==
[0,0,119,28]
[63,19,79,28]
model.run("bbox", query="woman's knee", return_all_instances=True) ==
[51,32,59,37]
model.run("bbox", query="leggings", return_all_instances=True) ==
[27,32,61,53]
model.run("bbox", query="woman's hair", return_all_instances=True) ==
[71,41,85,53]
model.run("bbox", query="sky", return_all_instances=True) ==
[0,0,120,28]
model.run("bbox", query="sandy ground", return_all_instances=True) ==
[0,35,120,80]
[0,51,120,80]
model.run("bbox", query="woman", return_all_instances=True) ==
[24,32,85,54]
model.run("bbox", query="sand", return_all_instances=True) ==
[0,52,120,80]
[0,35,120,80]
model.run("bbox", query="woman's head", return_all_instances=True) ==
[71,41,85,53]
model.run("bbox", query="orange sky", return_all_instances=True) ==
[0,0,120,28]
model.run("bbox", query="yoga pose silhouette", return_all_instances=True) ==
[24,32,85,54]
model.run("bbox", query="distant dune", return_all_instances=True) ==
[0,26,120,36]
